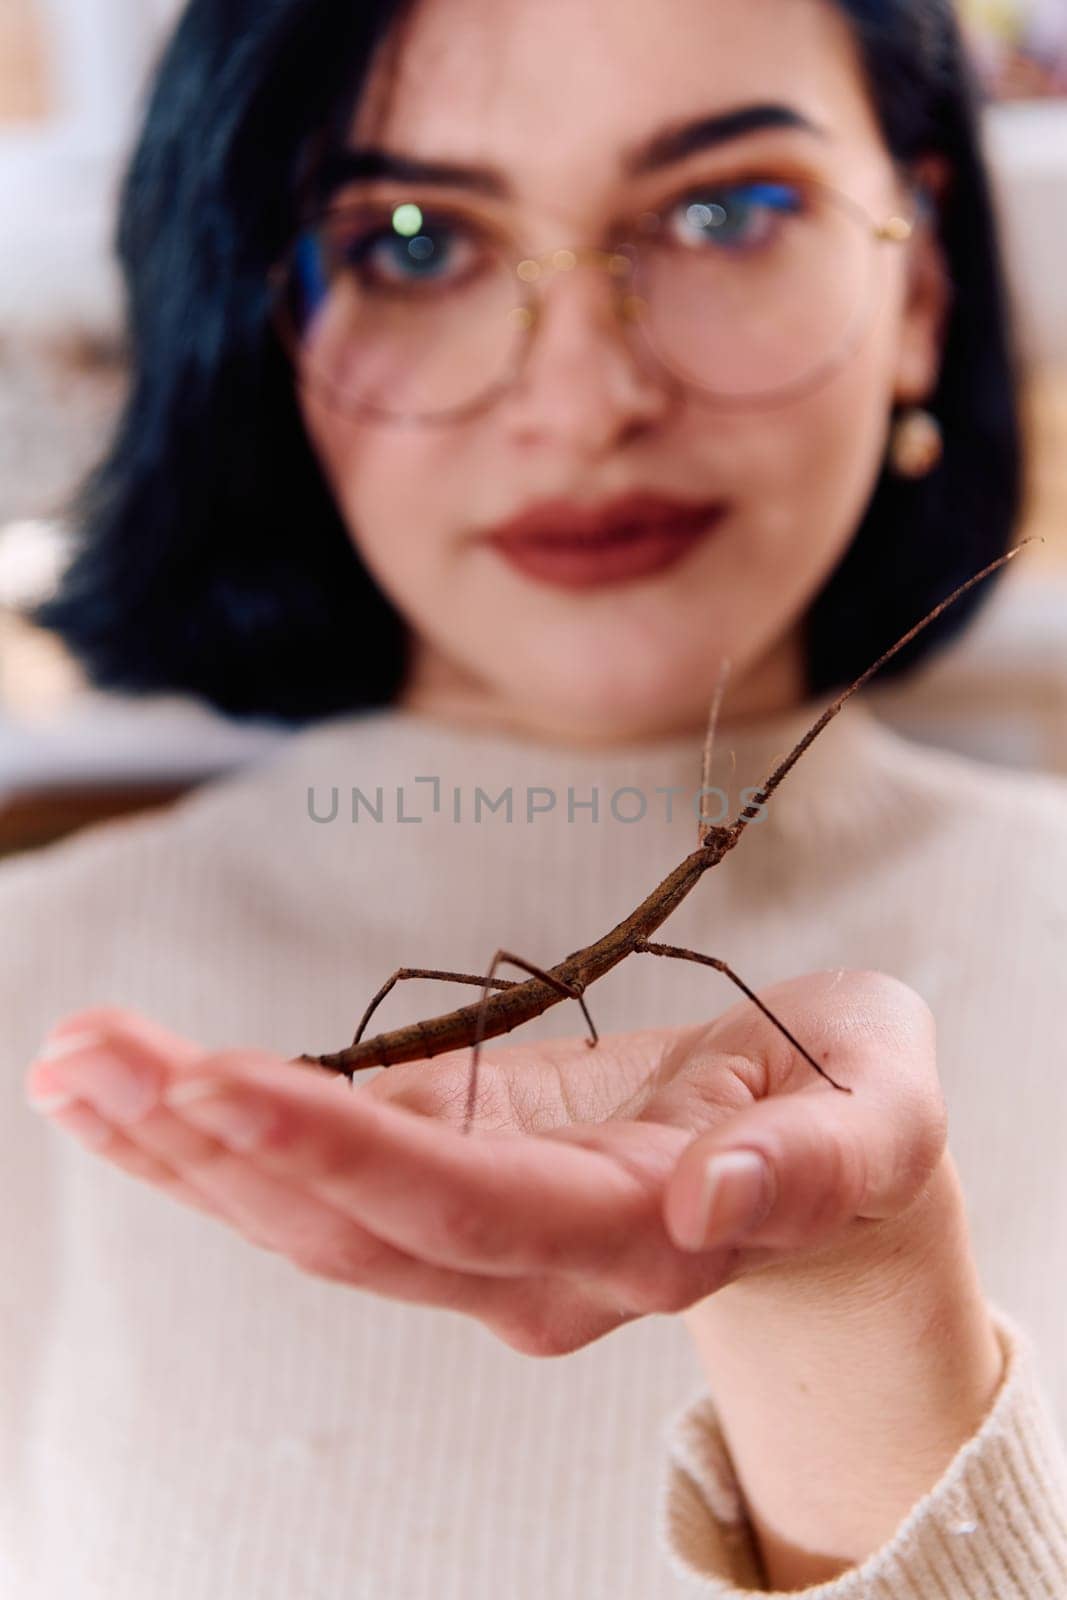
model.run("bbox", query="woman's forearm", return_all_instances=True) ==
[679,1151,1005,1590]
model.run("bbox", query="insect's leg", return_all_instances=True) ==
[317,970,523,1096]
[464,950,598,1137]
[631,940,852,1094]
[350,969,522,1047]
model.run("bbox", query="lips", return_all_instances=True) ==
[485,491,727,548]
[484,496,728,590]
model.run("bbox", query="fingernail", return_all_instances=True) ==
[31,1048,158,1126]
[676,1149,773,1251]
[36,1029,107,1062]
[27,1031,106,1112]
[163,1080,275,1151]
[26,1087,79,1113]
[27,1032,102,1110]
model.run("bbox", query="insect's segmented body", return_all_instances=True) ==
[306,832,735,1077]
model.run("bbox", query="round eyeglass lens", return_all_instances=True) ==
[280,202,530,420]
[623,178,883,402]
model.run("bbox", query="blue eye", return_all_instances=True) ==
[671,181,803,251]
[346,218,476,290]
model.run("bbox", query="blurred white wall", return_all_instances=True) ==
[985,102,1067,363]
[0,0,183,333]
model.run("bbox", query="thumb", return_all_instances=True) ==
[662,972,947,1255]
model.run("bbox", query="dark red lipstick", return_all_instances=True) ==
[483,491,728,590]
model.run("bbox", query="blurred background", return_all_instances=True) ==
[1,0,1065,857]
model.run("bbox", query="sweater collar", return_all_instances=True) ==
[276,692,895,838]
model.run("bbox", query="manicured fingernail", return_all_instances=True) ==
[163,1080,275,1151]
[675,1149,773,1251]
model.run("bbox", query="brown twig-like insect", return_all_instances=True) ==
[296,542,1037,1133]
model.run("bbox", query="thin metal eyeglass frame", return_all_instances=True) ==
[269,178,918,428]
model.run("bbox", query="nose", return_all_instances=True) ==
[499,252,680,452]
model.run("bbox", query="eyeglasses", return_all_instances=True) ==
[269,174,918,426]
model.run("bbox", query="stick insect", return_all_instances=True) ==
[296,542,1037,1134]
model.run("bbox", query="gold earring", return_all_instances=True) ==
[888,407,944,478]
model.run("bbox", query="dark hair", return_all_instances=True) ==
[32,0,1025,721]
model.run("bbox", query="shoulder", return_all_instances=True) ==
[0,722,333,1074]
[0,722,322,1003]
[0,704,405,915]
[866,717,1067,863]
[832,719,1067,999]
[0,761,268,917]
[755,707,1067,960]
[795,705,1067,860]
[0,702,421,989]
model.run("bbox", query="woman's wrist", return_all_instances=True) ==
[679,1150,1005,1589]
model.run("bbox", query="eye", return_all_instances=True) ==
[332,205,484,293]
[664,180,804,252]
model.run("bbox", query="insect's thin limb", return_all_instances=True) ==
[728,540,1039,846]
[632,939,852,1094]
[333,969,522,1093]
[464,951,598,1136]
[351,968,522,1047]
[697,656,732,847]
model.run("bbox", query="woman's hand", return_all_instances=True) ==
[25,969,954,1358]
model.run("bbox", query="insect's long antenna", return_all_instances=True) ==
[698,657,732,846]
[728,539,1040,845]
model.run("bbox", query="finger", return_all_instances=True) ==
[28,1018,728,1309]
[27,1017,378,1247]
[41,1098,228,1219]
[28,1020,671,1347]
[686,968,935,1099]
[38,1006,205,1068]
[27,1013,238,1213]
[663,971,947,1255]
[26,1020,531,1316]
[33,1078,621,1352]
[154,1052,681,1279]
[167,1072,735,1316]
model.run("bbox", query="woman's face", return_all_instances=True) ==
[297,0,948,747]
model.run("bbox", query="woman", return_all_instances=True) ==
[8,0,1067,1592]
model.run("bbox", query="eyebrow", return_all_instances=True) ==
[316,102,827,202]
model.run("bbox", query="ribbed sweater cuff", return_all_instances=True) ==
[656,1303,1067,1597]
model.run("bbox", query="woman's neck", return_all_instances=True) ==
[395,627,808,752]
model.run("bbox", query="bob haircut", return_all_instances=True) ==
[32,0,1025,722]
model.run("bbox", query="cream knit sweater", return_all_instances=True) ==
[2,695,1067,1598]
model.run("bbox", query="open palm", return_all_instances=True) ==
[26,969,946,1356]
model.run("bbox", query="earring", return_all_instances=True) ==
[888,407,944,478]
